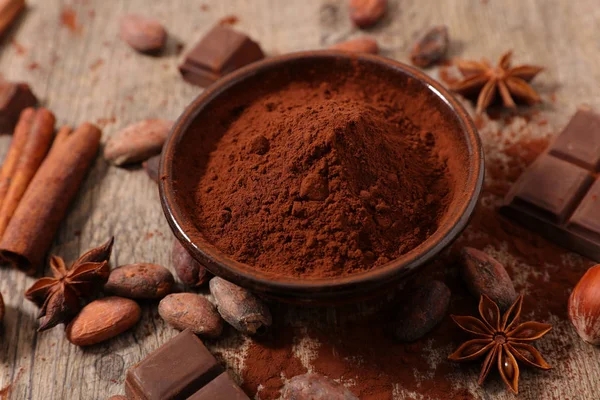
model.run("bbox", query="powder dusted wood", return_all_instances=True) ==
[158,293,223,338]
[281,373,358,400]
[104,119,172,166]
[66,297,141,346]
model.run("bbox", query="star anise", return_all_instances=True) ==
[450,51,544,114]
[448,294,551,394]
[25,237,114,331]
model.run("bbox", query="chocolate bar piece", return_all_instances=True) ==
[125,329,223,399]
[188,372,249,400]
[179,25,264,87]
[0,81,37,133]
[501,109,600,261]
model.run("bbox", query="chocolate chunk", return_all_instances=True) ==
[179,25,264,87]
[501,108,600,261]
[0,81,37,133]
[188,372,249,400]
[125,329,224,400]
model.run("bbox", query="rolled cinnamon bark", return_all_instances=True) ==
[0,107,35,207]
[0,122,102,274]
[0,108,55,237]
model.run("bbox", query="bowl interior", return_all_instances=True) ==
[161,51,482,299]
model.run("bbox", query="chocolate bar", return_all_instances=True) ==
[125,329,227,399]
[0,81,37,133]
[188,372,249,400]
[501,108,600,261]
[179,25,264,88]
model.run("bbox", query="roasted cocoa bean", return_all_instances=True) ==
[461,247,517,310]
[105,263,174,299]
[394,280,450,342]
[104,119,172,166]
[172,239,210,287]
[119,14,167,53]
[329,37,379,54]
[66,296,141,346]
[348,0,387,28]
[281,373,358,400]
[158,293,223,338]
[410,25,449,68]
[143,154,161,183]
[209,277,272,335]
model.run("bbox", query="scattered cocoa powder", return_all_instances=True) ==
[236,111,595,399]
[60,7,80,32]
[219,15,239,26]
[183,80,453,278]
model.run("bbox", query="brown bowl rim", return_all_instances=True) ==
[160,50,484,300]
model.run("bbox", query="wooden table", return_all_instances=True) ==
[1,1,599,399]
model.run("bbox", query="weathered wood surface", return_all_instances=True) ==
[0,0,599,399]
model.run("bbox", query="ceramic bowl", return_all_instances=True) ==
[160,51,484,304]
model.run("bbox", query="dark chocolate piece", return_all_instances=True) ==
[501,108,600,261]
[125,329,223,400]
[179,25,264,87]
[188,372,250,400]
[0,81,37,133]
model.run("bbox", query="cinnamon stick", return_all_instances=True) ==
[0,122,101,274]
[0,107,55,237]
[0,0,25,37]
[0,107,34,207]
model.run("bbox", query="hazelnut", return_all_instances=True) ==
[569,264,600,345]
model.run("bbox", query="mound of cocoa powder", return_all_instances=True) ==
[189,81,451,278]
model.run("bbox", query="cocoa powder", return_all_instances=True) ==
[232,112,595,399]
[182,80,453,278]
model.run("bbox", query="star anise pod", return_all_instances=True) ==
[450,51,544,114]
[448,294,551,394]
[25,237,114,331]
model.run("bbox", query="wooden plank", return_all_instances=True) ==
[0,0,598,399]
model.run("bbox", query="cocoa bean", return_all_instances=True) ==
[0,292,4,323]
[348,0,387,28]
[158,293,223,338]
[461,247,517,310]
[209,277,272,335]
[281,373,358,400]
[104,119,172,166]
[394,280,450,342]
[172,239,210,287]
[66,296,141,346]
[105,263,174,299]
[119,14,167,53]
[410,25,449,68]
[143,154,161,183]
[329,37,379,54]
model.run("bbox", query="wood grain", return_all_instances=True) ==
[0,0,599,399]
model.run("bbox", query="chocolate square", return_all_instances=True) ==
[502,108,600,261]
[188,372,250,400]
[0,82,38,133]
[568,178,600,242]
[179,26,264,88]
[125,330,223,400]
[549,109,600,170]
[510,154,592,222]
